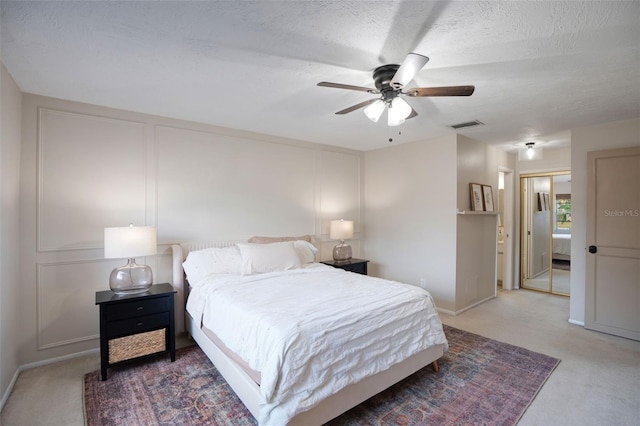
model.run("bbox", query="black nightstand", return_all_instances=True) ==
[321,258,369,275]
[95,283,176,381]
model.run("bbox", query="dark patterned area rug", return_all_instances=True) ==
[84,325,559,425]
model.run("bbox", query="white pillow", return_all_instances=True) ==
[293,240,318,263]
[237,242,301,275]
[182,245,242,284]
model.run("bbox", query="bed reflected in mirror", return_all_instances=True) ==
[551,174,571,295]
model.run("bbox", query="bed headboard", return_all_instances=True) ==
[171,241,243,333]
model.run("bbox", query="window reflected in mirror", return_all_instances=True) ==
[555,194,571,232]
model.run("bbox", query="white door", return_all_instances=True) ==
[585,147,640,341]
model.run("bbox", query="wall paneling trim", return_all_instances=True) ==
[36,259,114,349]
[37,108,147,252]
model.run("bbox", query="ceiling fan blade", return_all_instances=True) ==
[317,81,377,93]
[390,53,429,88]
[407,85,475,97]
[335,98,379,115]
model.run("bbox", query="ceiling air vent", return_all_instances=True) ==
[449,120,484,130]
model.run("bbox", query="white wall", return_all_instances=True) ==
[364,134,515,313]
[569,117,640,324]
[554,180,571,196]
[1,63,22,407]
[518,147,571,174]
[364,135,458,311]
[456,135,505,210]
[16,93,364,366]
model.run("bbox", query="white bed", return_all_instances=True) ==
[552,233,571,261]
[171,240,448,426]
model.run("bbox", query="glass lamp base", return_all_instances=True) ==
[109,258,153,295]
[333,241,352,262]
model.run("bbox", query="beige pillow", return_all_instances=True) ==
[248,235,312,244]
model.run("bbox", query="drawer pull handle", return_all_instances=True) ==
[137,306,144,310]
[137,322,143,326]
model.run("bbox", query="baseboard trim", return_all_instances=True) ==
[0,367,21,413]
[0,347,99,413]
[437,295,496,316]
[19,347,100,371]
[437,307,456,316]
[568,318,585,326]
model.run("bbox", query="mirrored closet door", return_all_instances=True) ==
[520,172,571,295]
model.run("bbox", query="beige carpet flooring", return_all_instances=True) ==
[2,289,639,426]
[523,268,570,294]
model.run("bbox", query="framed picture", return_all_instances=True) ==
[538,192,545,211]
[482,185,494,212]
[470,183,484,211]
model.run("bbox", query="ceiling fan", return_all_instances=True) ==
[317,53,475,126]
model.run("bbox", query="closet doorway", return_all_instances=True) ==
[520,172,571,295]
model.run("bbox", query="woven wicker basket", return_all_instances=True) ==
[108,328,166,364]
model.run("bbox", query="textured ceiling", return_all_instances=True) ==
[1,1,639,151]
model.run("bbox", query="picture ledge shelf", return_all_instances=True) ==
[457,210,500,215]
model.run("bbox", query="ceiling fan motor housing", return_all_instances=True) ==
[373,64,401,101]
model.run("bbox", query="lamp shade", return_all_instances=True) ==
[330,219,354,240]
[387,97,412,126]
[104,225,157,259]
[363,99,385,122]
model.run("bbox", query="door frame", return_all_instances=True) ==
[498,167,515,290]
[519,170,571,293]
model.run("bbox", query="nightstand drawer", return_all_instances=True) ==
[107,312,170,338]
[321,259,369,275]
[339,263,367,274]
[105,297,170,321]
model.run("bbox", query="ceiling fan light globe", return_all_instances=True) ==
[387,114,405,126]
[363,99,385,122]
[387,97,412,127]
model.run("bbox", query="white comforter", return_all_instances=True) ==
[186,264,448,425]
[553,233,571,256]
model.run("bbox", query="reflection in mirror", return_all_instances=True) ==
[551,174,571,295]
[521,176,551,292]
[520,173,571,296]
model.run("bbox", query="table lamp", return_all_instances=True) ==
[330,219,354,262]
[104,224,157,294]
